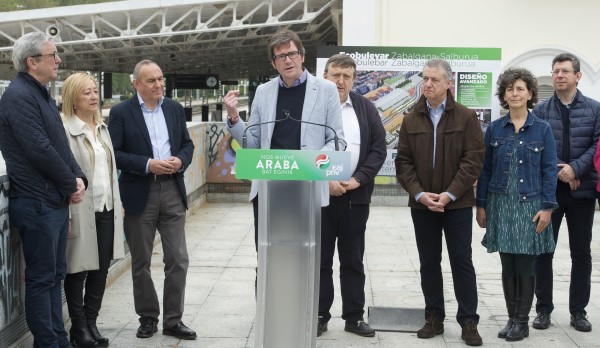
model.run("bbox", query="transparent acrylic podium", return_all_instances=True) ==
[234,149,351,348]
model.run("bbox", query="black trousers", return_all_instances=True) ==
[65,209,114,324]
[318,195,369,323]
[535,182,595,315]
[411,207,479,325]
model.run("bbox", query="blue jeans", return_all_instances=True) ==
[10,197,69,348]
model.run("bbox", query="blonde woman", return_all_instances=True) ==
[62,73,125,347]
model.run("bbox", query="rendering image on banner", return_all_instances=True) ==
[316,46,501,176]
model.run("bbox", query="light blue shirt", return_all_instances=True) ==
[426,98,447,167]
[415,98,456,202]
[278,68,308,88]
[137,94,171,173]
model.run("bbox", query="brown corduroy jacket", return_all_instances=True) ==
[395,90,484,210]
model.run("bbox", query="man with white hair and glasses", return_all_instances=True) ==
[0,32,87,348]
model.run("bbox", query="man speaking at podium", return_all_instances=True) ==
[317,54,386,337]
[223,29,345,251]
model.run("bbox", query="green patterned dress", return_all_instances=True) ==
[481,138,555,255]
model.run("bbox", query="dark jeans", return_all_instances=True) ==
[411,207,479,325]
[535,182,595,315]
[65,209,115,324]
[9,197,70,348]
[319,195,369,323]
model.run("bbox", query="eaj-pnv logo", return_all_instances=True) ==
[315,154,330,169]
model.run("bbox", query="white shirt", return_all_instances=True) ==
[341,97,361,174]
[73,117,113,212]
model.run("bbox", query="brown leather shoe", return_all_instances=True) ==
[417,312,444,338]
[461,319,483,346]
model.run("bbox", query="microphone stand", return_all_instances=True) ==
[282,110,340,151]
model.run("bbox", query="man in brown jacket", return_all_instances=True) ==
[395,59,484,346]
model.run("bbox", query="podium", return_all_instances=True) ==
[235,149,351,348]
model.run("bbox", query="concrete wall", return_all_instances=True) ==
[343,0,600,100]
[0,121,207,346]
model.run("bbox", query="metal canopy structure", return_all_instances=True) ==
[0,0,340,80]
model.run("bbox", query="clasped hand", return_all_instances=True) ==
[149,156,182,175]
[419,192,451,212]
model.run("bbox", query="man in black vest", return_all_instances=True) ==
[532,53,600,332]
[317,54,386,337]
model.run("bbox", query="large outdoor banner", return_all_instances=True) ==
[316,46,502,176]
[205,46,502,183]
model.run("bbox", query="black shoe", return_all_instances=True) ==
[344,320,375,337]
[506,320,529,342]
[532,311,550,330]
[70,327,100,347]
[163,322,197,340]
[136,317,158,338]
[571,312,592,332]
[88,324,109,347]
[317,317,328,337]
[498,319,513,338]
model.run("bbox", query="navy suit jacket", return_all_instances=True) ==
[108,96,194,214]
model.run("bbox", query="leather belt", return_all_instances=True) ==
[153,174,173,181]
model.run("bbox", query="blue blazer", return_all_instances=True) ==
[108,96,195,214]
[228,72,345,206]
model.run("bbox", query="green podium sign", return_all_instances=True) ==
[235,149,351,181]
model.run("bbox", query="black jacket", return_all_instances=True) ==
[108,95,195,214]
[345,91,387,204]
[0,72,85,207]
[533,90,600,199]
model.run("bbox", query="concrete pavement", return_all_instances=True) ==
[12,203,600,347]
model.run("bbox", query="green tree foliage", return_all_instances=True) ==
[111,73,133,96]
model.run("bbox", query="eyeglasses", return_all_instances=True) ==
[551,69,576,76]
[272,50,301,62]
[32,51,59,60]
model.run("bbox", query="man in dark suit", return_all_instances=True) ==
[108,60,196,340]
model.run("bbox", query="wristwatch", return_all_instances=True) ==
[227,114,238,126]
[353,176,361,185]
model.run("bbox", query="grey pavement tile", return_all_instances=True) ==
[190,314,254,338]
[179,337,249,347]
[85,204,600,347]
[200,295,255,316]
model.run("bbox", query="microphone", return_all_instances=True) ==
[282,109,340,151]
[242,114,289,148]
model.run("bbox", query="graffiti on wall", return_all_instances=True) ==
[205,123,242,183]
[0,177,23,329]
[207,123,226,166]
